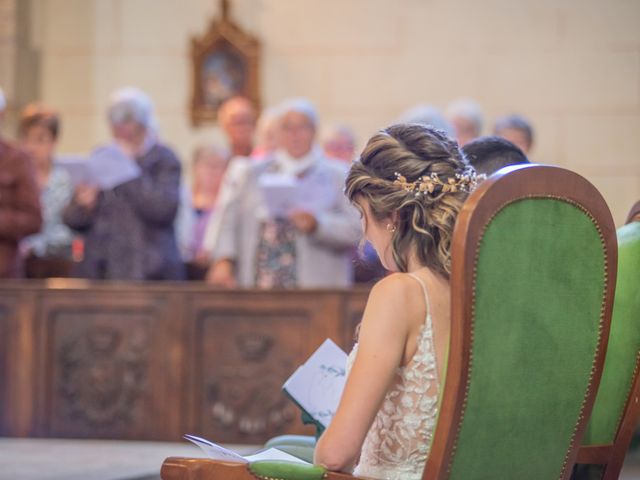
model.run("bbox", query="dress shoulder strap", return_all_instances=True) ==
[406,272,432,327]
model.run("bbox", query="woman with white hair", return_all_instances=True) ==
[206,97,361,288]
[63,87,184,280]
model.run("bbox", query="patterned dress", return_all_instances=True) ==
[21,166,74,258]
[347,273,440,480]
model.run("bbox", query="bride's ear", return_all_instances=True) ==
[390,211,399,227]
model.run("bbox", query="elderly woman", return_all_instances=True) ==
[206,98,361,288]
[181,144,229,279]
[18,104,74,276]
[63,87,184,280]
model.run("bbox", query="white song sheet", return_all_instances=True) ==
[56,145,141,190]
[282,339,348,428]
[258,172,337,218]
[183,434,309,464]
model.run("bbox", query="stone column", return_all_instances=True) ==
[0,0,17,130]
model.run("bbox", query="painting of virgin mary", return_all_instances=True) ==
[201,47,247,111]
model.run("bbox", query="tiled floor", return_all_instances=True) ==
[622,449,640,480]
[0,438,209,480]
[0,437,639,479]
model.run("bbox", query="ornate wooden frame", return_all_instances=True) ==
[190,0,260,126]
[422,164,617,480]
[575,200,640,480]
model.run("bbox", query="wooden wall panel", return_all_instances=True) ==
[0,282,370,444]
[0,290,37,437]
[185,292,344,443]
[33,289,182,440]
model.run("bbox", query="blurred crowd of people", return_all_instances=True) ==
[0,86,534,286]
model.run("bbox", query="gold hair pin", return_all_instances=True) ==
[393,170,477,197]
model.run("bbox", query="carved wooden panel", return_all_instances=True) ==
[34,290,181,440]
[186,292,343,444]
[0,291,32,437]
[0,282,370,443]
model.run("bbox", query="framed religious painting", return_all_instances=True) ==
[190,0,261,126]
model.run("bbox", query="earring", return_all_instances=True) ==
[386,223,397,233]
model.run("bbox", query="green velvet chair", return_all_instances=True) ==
[573,201,640,480]
[160,164,617,480]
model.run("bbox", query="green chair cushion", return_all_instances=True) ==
[448,198,607,479]
[248,460,326,480]
[583,221,640,445]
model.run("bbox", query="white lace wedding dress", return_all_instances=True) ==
[346,273,440,480]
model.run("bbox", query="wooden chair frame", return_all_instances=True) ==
[575,200,640,480]
[162,165,617,480]
[422,164,617,480]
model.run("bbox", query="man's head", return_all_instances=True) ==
[278,98,317,159]
[446,98,484,147]
[217,96,256,156]
[461,135,530,177]
[493,114,534,154]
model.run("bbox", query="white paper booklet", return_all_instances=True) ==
[55,155,92,186]
[258,172,337,218]
[282,339,348,428]
[258,173,298,218]
[183,434,309,464]
[56,145,141,190]
[295,171,336,214]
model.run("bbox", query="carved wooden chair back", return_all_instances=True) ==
[422,164,617,480]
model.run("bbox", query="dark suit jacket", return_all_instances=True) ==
[0,139,43,277]
[64,143,184,280]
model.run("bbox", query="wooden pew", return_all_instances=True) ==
[0,280,368,444]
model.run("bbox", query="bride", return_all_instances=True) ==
[314,123,476,480]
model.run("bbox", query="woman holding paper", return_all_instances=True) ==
[314,124,477,479]
[206,98,361,288]
[63,87,184,280]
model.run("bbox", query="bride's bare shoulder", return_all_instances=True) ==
[366,273,424,312]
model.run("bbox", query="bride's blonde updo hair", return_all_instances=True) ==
[346,123,475,279]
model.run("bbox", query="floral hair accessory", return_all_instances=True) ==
[393,169,478,197]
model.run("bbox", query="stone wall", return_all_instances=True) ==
[4,0,639,224]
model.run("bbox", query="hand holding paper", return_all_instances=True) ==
[282,339,348,428]
[56,144,141,191]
